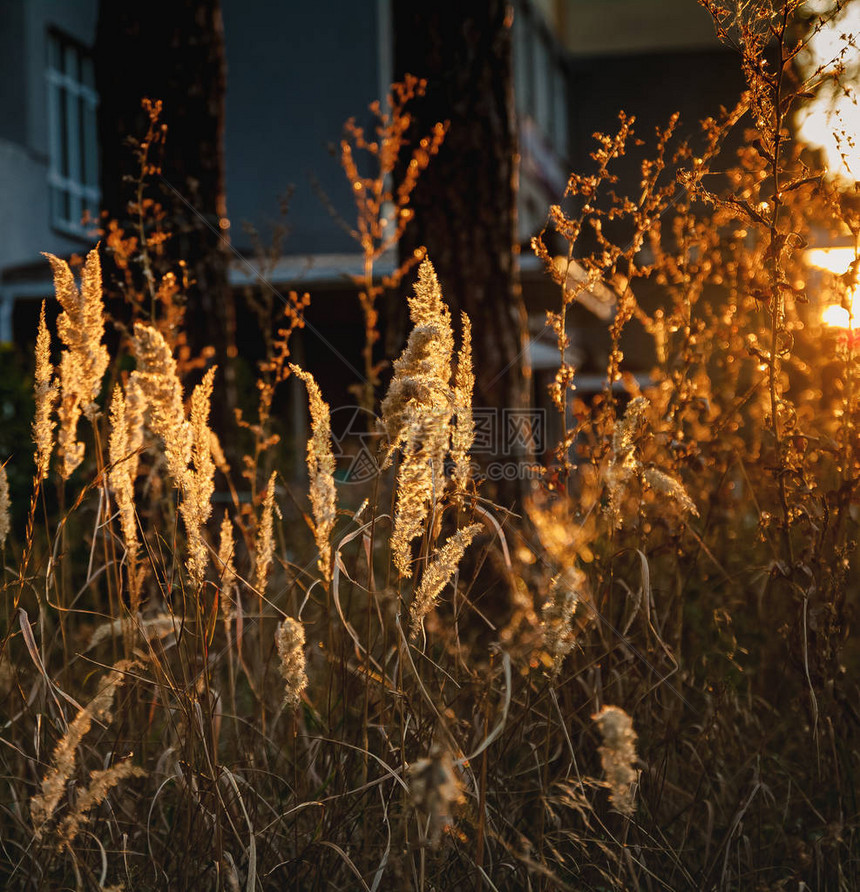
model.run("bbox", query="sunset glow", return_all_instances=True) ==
[806,246,860,327]
[796,2,860,183]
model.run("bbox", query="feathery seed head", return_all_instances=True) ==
[217,510,237,625]
[182,366,217,587]
[290,365,337,584]
[410,523,482,638]
[130,322,191,484]
[383,259,466,576]
[109,385,144,611]
[276,616,308,710]
[33,301,57,480]
[58,760,145,849]
[45,249,109,478]
[542,566,586,676]
[643,467,698,518]
[255,472,277,595]
[408,746,465,847]
[451,311,475,491]
[31,660,137,836]
[0,462,9,549]
[592,705,638,815]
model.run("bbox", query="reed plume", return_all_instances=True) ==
[255,471,277,595]
[44,248,109,478]
[217,510,237,628]
[290,365,337,584]
[381,258,453,453]
[408,745,465,847]
[410,523,481,638]
[33,301,57,480]
[131,324,217,586]
[276,616,308,710]
[592,705,638,816]
[58,759,145,849]
[31,660,136,836]
[542,566,586,676]
[0,461,9,549]
[382,259,458,576]
[181,366,217,587]
[606,396,696,527]
[450,312,475,492]
[108,384,144,613]
[130,322,191,486]
[642,467,698,518]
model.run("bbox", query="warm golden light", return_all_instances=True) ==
[806,246,860,327]
[796,2,860,184]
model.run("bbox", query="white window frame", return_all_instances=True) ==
[46,30,100,238]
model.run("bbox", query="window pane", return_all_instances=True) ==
[63,44,79,82]
[69,191,82,229]
[81,55,95,90]
[58,86,69,177]
[56,186,70,224]
[47,30,100,231]
[48,34,62,72]
[65,81,81,186]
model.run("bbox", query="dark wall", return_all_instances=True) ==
[0,0,27,145]
[568,48,747,188]
[221,0,383,256]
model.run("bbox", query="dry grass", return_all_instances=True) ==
[1,6,859,889]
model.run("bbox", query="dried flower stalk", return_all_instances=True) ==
[45,248,109,478]
[217,510,237,628]
[58,759,145,848]
[255,472,277,595]
[542,566,587,676]
[276,616,308,709]
[31,660,136,836]
[382,259,457,576]
[33,301,57,480]
[0,461,9,549]
[592,705,638,816]
[450,312,475,492]
[290,365,337,584]
[109,383,145,612]
[410,523,481,638]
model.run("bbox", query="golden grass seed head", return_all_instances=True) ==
[410,523,482,638]
[592,705,638,816]
[290,365,337,584]
[276,616,308,710]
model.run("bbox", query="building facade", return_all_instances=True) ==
[0,0,737,359]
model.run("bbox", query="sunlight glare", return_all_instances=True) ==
[796,2,860,183]
[806,246,860,327]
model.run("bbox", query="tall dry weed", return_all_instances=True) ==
[45,248,109,478]
[290,365,337,584]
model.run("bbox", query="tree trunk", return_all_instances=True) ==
[392,2,532,507]
[95,0,234,396]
